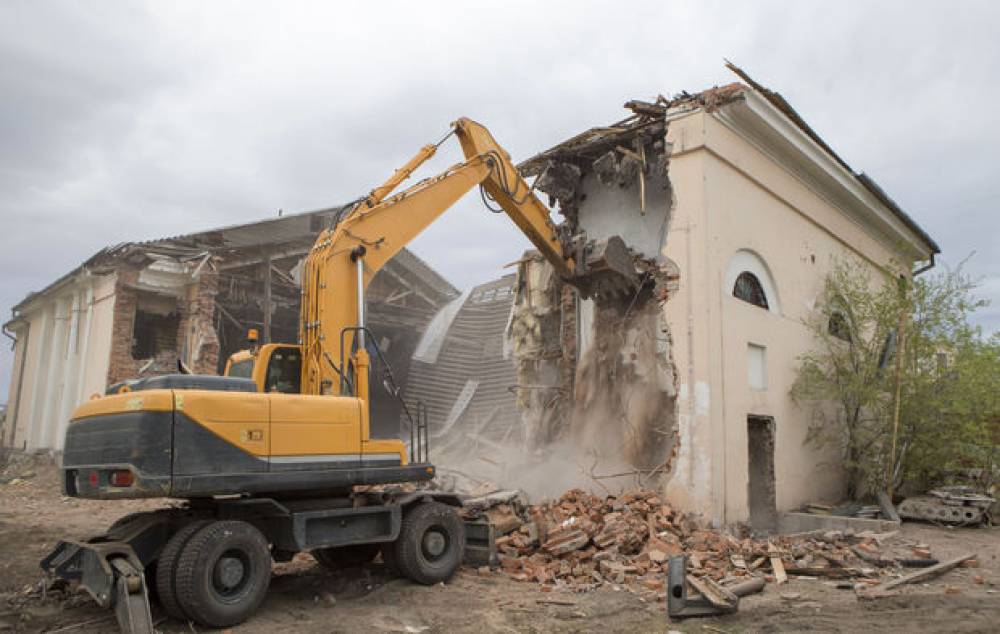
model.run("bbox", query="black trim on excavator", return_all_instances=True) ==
[106,374,257,396]
[62,410,429,500]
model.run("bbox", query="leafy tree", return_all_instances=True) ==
[792,257,997,499]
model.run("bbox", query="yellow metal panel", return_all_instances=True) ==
[70,390,173,421]
[300,159,493,396]
[362,439,407,465]
[269,393,362,457]
[179,390,270,458]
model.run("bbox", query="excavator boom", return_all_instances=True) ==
[300,117,637,397]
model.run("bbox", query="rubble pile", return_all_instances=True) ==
[463,488,943,602]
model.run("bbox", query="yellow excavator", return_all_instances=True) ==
[41,118,638,633]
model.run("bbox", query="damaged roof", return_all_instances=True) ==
[10,205,458,317]
[520,64,939,256]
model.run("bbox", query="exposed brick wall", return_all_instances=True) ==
[106,266,140,386]
[183,265,220,374]
[105,262,221,386]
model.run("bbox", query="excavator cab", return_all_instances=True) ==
[224,344,302,394]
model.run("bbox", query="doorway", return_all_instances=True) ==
[747,416,777,531]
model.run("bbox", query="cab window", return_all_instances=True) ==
[265,349,302,394]
[227,359,254,378]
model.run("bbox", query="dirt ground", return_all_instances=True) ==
[2,453,999,633]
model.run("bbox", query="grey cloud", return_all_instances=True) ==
[2,1,999,400]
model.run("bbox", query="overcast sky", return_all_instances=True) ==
[2,1,998,401]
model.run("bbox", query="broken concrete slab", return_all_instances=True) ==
[780,512,899,534]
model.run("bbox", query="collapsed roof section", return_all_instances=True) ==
[519,63,939,259]
[10,206,458,321]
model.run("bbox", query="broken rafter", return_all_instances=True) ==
[216,304,246,332]
[867,553,977,593]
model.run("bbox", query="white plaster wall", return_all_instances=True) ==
[661,112,718,520]
[576,169,671,261]
[3,323,30,447]
[78,274,116,402]
[7,273,117,451]
[661,108,909,526]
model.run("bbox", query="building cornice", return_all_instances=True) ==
[712,89,934,261]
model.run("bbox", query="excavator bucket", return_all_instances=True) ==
[567,235,641,302]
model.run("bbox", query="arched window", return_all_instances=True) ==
[828,311,852,343]
[733,271,769,309]
[724,249,780,314]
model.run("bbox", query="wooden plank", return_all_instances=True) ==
[872,553,976,591]
[771,556,787,584]
[784,566,859,579]
[686,574,737,610]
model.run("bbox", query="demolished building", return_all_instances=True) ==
[2,207,458,452]
[493,67,940,528]
[0,67,941,532]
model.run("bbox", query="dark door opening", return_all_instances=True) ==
[747,416,777,531]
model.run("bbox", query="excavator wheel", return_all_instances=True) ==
[155,520,212,620]
[172,521,272,628]
[392,502,465,585]
[312,543,381,569]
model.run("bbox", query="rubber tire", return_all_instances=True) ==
[312,543,381,570]
[393,502,464,585]
[173,520,272,629]
[155,520,212,620]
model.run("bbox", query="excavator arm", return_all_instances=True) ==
[300,118,635,397]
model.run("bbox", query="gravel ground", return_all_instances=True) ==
[2,452,999,633]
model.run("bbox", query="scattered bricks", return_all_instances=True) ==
[641,577,665,591]
[593,549,618,562]
[531,509,549,544]
[500,555,522,572]
[962,559,981,568]
[911,546,932,559]
[484,486,906,601]
[543,529,589,556]
[486,505,524,536]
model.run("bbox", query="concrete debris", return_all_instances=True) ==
[897,487,995,526]
[534,161,581,205]
[475,488,927,602]
[800,500,888,520]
